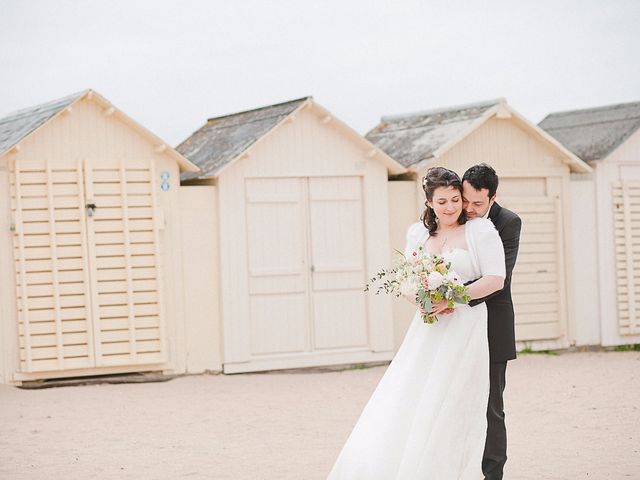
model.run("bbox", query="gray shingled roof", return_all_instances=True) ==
[178,97,310,179]
[539,101,640,162]
[0,90,88,157]
[365,99,502,168]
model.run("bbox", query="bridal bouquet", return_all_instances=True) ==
[365,245,471,323]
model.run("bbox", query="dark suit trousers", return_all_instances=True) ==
[483,361,508,480]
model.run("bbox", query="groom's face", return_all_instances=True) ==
[462,181,495,219]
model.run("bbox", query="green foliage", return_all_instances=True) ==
[519,346,558,356]
[614,344,640,352]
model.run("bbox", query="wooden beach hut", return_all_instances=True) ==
[540,100,640,347]
[0,90,201,385]
[367,99,592,352]
[178,97,406,373]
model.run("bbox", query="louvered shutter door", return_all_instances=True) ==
[613,181,640,335]
[500,195,565,341]
[85,159,165,367]
[10,158,95,373]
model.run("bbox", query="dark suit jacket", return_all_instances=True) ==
[468,202,522,363]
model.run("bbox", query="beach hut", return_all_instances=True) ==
[367,99,592,352]
[540,101,640,347]
[0,90,201,385]
[178,97,406,373]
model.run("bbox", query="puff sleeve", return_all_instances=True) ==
[472,218,506,279]
[404,222,428,258]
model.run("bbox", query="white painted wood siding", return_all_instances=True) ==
[219,107,394,373]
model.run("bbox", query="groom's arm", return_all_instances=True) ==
[468,215,522,307]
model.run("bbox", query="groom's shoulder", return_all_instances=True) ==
[494,203,521,224]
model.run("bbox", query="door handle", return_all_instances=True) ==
[86,202,97,217]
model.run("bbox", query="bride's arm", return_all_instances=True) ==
[467,219,506,301]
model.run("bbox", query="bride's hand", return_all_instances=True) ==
[430,299,454,316]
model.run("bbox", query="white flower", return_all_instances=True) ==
[445,270,460,284]
[399,278,419,297]
[427,271,444,289]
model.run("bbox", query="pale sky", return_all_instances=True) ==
[1,0,639,146]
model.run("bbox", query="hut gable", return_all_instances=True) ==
[539,101,640,162]
[367,99,591,173]
[178,97,405,181]
[177,97,310,180]
[365,99,501,168]
[0,89,198,172]
[0,90,88,156]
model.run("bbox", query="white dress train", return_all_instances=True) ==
[327,218,506,480]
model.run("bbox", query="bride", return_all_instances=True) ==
[327,167,506,479]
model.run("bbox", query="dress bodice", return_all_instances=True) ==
[440,248,476,284]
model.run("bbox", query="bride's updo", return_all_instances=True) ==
[421,167,467,235]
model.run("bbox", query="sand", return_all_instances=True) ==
[1,351,639,479]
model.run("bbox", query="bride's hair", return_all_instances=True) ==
[421,167,467,235]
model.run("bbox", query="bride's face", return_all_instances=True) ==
[428,186,463,227]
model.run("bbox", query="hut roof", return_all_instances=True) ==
[365,99,503,168]
[0,89,198,172]
[178,97,310,180]
[178,96,406,180]
[0,90,87,156]
[539,101,640,162]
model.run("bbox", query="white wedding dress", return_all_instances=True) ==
[327,218,506,480]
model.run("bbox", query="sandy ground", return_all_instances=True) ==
[1,351,639,480]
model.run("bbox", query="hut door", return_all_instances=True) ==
[11,158,164,374]
[11,159,96,373]
[501,193,566,341]
[308,177,367,349]
[244,176,367,356]
[612,181,640,335]
[83,159,165,367]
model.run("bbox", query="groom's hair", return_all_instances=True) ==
[462,163,499,198]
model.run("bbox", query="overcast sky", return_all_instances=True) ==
[1,0,639,146]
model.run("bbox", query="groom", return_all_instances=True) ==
[462,164,522,480]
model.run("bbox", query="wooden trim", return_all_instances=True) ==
[223,349,393,374]
[45,157,64,369]
[76,158,97,366]
[554,194,568,340]
[622,182,638,333]
[149,160,168,363]
[301,178,314,353]
[83,159,104,365]
[120,158,137,361]
[12,159,33,371]
[13,362,165,382]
